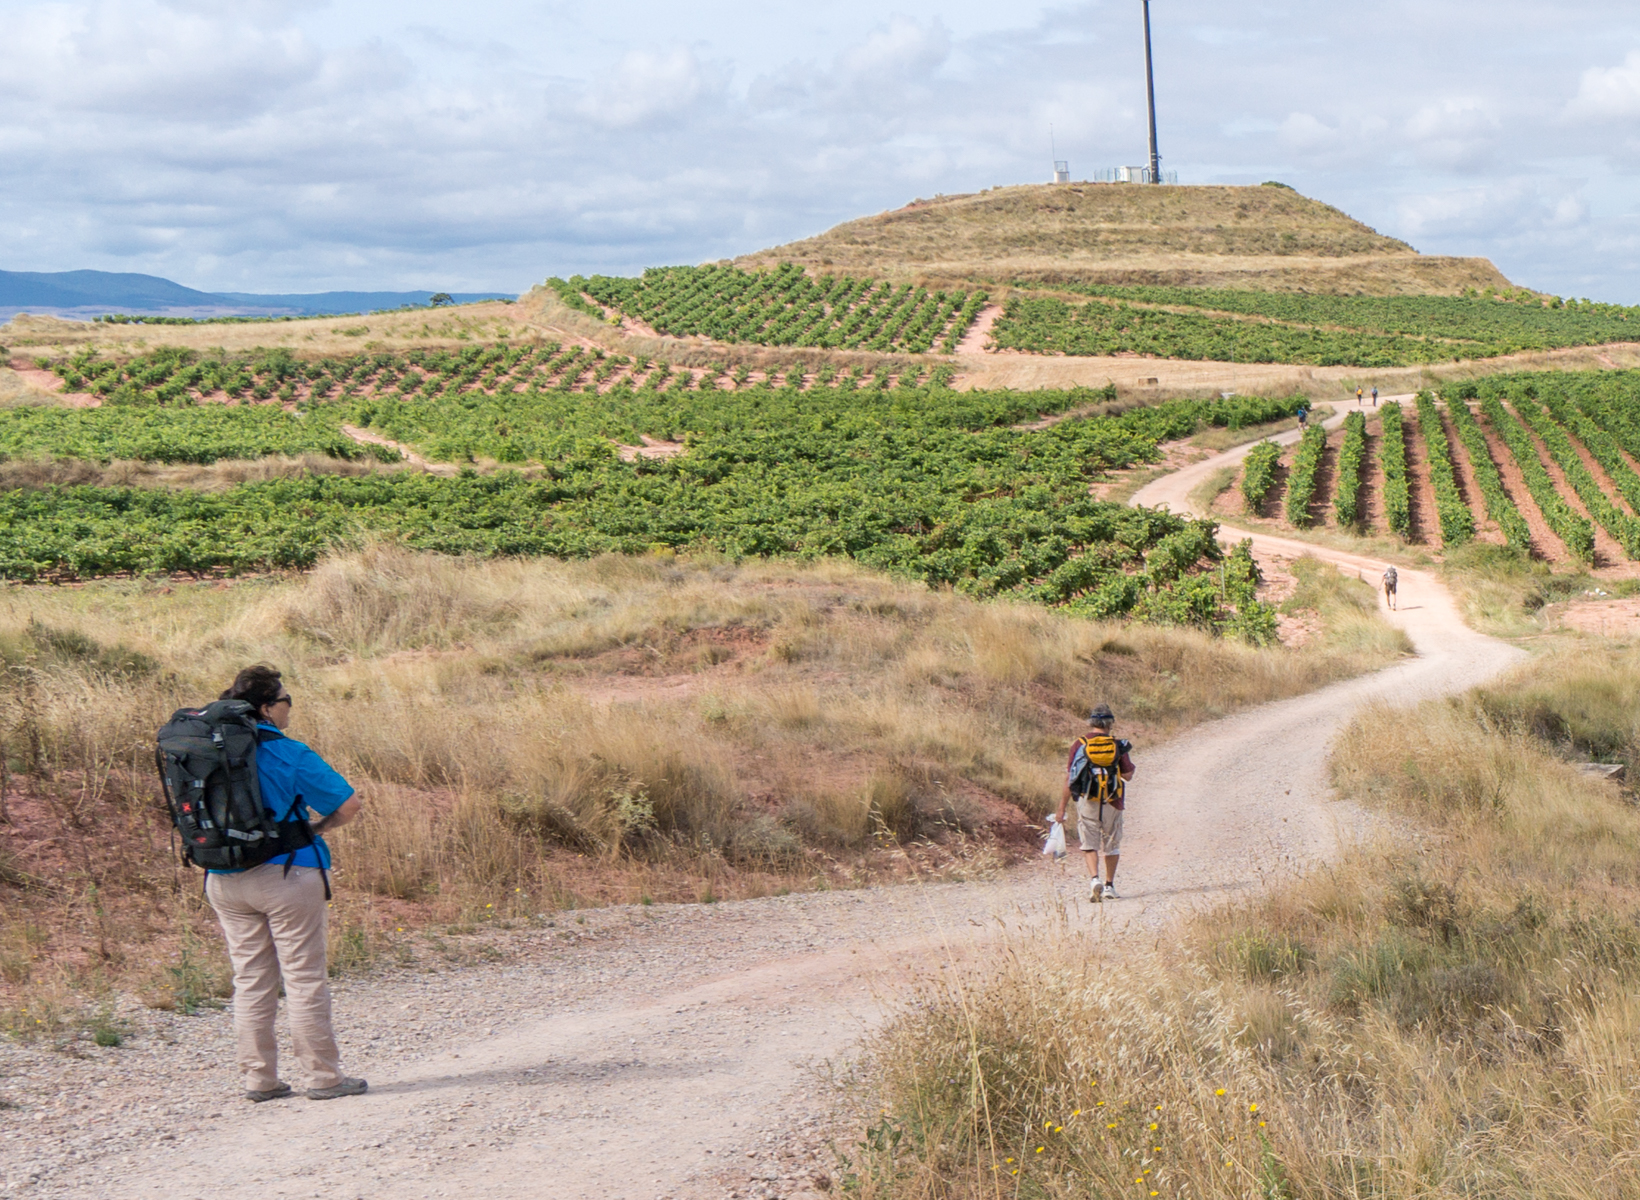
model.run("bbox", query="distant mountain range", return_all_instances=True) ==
[0,269,515,318]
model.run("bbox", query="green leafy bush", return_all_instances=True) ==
[1333,411,1367,526]
[1380,402,1411,537]
[1414,392,1474,547]
[1240,440,1282,514]
[1283,424,1327,526]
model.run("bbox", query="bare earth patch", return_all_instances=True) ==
[1553,595,1640,637]
[615,435,686,462]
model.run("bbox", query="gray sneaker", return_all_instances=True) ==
[307,1077,368,1101]
[245,1083,293,1103]
[1089,878,1103,903]
[1102,882,1119,901]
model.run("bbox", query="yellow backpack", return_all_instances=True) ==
[1069,734,1123,804]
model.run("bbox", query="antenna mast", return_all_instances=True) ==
[1141,0,1161,184]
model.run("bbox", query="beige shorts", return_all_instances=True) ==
[1074,798,1123,854]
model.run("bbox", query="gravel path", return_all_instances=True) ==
[2,425,1521,1200]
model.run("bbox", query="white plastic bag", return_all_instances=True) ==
[1042,816,1067,860]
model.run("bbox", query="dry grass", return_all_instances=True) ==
[738,183,1511,295]
[854,641,1640,1199]
[0,546,1405,1029]
[1442,542,1640,637]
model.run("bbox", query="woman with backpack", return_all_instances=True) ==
[203,664,369,1103]
[1053,704,1136,902]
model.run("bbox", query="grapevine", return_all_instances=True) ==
[1480,396,1595,562]
[577,263,984,354]
[992,284,1640,366]
[1379,402,1411,537]
[1413,392,1474,547]
[1240,441,1282,514]
[1511,393,1640,558]
[1332,411,1366,526]
[1283,425,1327,527]
[1442,395,1532,552]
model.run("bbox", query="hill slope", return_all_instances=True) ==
[739,183,1513,296]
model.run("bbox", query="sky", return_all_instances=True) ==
[2,0,1640,299]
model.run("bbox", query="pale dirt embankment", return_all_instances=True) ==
[1,427,1523,1200]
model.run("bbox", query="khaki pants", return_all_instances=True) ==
[1074,798,1124,854]
[206,864,344,1092]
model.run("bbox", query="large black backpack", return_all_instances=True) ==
[156,700,315,872]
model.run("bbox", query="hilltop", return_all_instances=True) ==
[738,182,1513,296]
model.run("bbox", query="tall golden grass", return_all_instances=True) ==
[855,642,1640,1199]
[0,545,1404,1029]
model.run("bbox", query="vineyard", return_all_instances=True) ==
[573,263,986,353]
[43,342,954,411]
[990,286,1640,367]
[1228,371,1640,567]
[1,345,1307,637]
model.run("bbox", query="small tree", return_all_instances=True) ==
[429,293,454,307]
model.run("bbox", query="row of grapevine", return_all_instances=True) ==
[576,263,984,354]
[1241,441,1282,513]
[1333,411,1366,526]
[48,342,953,409]
[1564,393,1640,515]
[1443,397,1532,551]
[989,297,1447,367]
[1040,284,1640,361]
[1379,402,1411,536]
[1283,425,1327,527]
[0,367,1304,641]
[1479,396,1595,562]
[1413,393,1474,547]
[1511,395,1640,557]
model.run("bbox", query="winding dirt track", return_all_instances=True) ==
[9,420,1523,1200]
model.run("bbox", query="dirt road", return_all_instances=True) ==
[3,429,1522,1200]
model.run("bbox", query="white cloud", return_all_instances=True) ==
[1396,181,1588,241]
[2,0,1640,300]
[1570,49,1640,118]
[576,48,723,128]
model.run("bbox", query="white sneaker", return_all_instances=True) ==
[1089,878,1103,903]
[1102,882,1118,901]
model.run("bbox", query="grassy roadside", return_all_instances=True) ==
[0,545,1407,1040]
[1441,542,1640,636]
[850,639,1640,1199]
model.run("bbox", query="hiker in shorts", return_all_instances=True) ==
[1054,704,1135,902]
[204,665,369,1103]
[1382,565,1398,611]
[1297,405,1309,429]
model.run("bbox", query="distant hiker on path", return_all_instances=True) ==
[203,666,367,1103]
[1055,704,1135,903]
[1382,565,1398,610]
[1356,387,1364,405]
[1371,386,1379,406]
[1297,405,1309,429]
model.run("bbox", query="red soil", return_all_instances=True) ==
[1473,404,1574,563]
[1502,399,1626,567]
[1402,407,1438,546]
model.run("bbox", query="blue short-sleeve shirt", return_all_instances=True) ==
[208,722,356,873]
